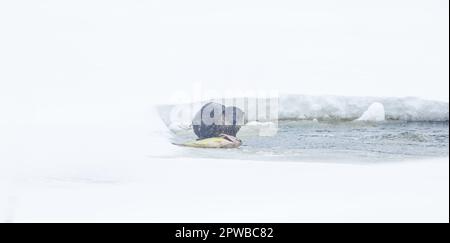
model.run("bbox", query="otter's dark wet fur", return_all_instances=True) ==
[192,102,245,139]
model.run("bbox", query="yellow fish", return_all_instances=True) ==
[174,134,241,148]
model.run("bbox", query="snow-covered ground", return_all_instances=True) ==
[0,111,448,223]
[1,155,448,223]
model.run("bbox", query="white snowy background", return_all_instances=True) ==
[0,0,448,222]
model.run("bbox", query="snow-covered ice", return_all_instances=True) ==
[0,107,448,223]
[2,155,449,223]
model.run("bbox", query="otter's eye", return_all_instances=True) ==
[210,110,214,118]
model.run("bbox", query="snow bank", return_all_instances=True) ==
[279,95,448,121]
[158,95,449,131]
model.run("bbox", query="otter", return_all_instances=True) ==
[192,102,245,139]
